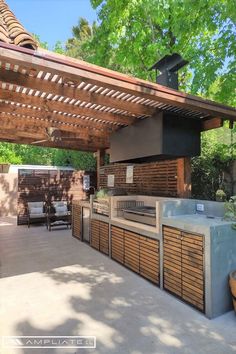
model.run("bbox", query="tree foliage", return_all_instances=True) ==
[69,1,235,198]
[66,18,98,60]
[0,142,96,171]
[89,0,235,105]
[0,2,235,198]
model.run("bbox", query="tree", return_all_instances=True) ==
[52,149,96,171]
[87,0,236,199]
[66,18,98,60]
[89,0,235,103]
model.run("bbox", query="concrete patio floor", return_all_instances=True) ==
[0,216,235,354]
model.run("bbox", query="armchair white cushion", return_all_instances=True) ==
[28,202,46,218]
[52,201,70,216]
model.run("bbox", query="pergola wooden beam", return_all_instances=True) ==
[0,45,235,120]
[0,113,110,139]
[0,42,235,152]
[0,68,154,117]
[0,101,115,134]
[0,132,102,151]
[0,89,137,127]
[0,123,108,144]
[201,118,224,131]
[0,118,110,150]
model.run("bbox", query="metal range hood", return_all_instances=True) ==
[110,53,201,164]
[110,112,201,163]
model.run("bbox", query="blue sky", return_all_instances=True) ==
[7,0,97,49]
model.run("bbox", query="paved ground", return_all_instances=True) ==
[0,216,235,354]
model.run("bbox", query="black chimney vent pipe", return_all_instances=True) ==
[149,53,188,89]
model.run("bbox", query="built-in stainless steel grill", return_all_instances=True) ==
[123,206,156,226]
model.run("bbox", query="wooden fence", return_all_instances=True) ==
[17,169,96,225]
[99,158,191,198]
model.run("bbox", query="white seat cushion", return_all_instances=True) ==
[52,202,68,215]
[28,202,44,217]
[54,205,68,216]
[30,212,46,218]
[55,206,67,213]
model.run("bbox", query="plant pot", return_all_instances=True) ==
[229,271,236,313]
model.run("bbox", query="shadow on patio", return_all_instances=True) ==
[0,218,235,354]
[14,262,236,354]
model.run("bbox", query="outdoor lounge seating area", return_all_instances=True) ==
[0,1,235,353]
[0,216,235,354]
[27,200,71,230]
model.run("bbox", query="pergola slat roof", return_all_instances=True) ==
[0,1,235,151]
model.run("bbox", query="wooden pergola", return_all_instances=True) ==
[0,42,235,151]
[0,0,235,155]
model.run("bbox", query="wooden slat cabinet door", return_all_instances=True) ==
[163,226,182,297]
[139,236,159,284]
[90,220,100,250]
[181,232,204,311]
[99,221,109,255]
[72,204,81,240]
[111,226,124,264]
[124,230,140,273]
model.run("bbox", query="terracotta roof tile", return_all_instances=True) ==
[0,0,37,49]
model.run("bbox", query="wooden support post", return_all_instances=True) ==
[177,158,192,198]
[96,149,106,189]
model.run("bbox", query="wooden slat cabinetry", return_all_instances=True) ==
[100,222,109,255]
[72,204,82,240]
[90,220,109,255]
[140,236,160,284]
[111,226,125,264]
[111,226,160,285]
[124,231,140,273]
[163,226,204,312]
[90,220,100,250]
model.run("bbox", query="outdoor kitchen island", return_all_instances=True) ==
[72,196,236,319]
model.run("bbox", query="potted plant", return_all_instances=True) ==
[229,271,236,313]
[224,196,236,230]
[215,189,227,202]
[224,196,236,313]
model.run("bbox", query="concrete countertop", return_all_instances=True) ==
[163,214,232,227]
[162,214,234,235]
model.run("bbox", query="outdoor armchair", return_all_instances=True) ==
[27,201,47,228]
[47,201,71,231]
